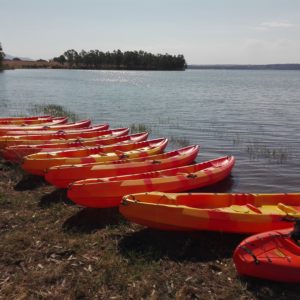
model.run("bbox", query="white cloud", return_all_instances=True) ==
[260,21,293,28]
[254,21,294,30]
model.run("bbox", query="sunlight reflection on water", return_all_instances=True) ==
[0,69,300,193]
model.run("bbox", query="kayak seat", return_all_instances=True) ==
[277,203,299,215]
[245,203,262,214]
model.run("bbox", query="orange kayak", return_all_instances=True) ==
[0,117,68,133]
[22,138,168,175]
[3,131,146,163]
[0,124,112,149]
[0,119,90,134]
[45,145,199,188]
[234,223,300,282]
[68,156,234,208]
[0,115,52,125]
[120,192,300,232]
[1,123,109,137]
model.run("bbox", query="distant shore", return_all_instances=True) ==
[3,60,185,71]
[188,64,300,70]
[3,60,300,71]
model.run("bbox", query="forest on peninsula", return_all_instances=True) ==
[0,43,4,69]
[53,49,187,70]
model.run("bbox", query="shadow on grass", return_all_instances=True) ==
[119,228,246,263]
[39,188,74,207]
[239,276,300,299]
[63,207,123,234]
[14,174,47,191]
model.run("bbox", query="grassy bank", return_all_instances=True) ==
[1,160,300,299]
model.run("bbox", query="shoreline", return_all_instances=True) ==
[2,60,186,71]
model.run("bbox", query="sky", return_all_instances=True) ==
[1,0,300,64]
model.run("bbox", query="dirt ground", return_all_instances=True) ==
[0,159,299,299]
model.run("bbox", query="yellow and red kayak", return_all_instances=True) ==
[0,119,90,134]
[22,138,168,175]
[0,115,52,125]
[0,117,68,133]
[120,192,300,233]
[0,123,109,137]
[234,223,300,283]
[46,145,199,188]
[68,156,234,208]
[0,124,111,149]
[3,131,146,163]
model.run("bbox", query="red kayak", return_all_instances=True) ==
[3,131,145,163]
[0,124,114,151]
[45,145,199,188]
[0,117,68,132]
[67,155,234,208]
[1,123,109,136]
[44,146,198,188]
[0,115,52,125]
[22,138,168,175]
[0,119,90,134]
[233,220,300,283]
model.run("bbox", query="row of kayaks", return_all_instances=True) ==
[1,114,300,283]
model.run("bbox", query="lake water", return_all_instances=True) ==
[0,69,300,193]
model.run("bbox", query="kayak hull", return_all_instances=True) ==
[2,128,133,162]
[234,227,300,282]
[119,192,300,233]
[45,145,199,188]
[22,138,168,175]
[67,156,234,208]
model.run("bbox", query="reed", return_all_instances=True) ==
[30,104,78,122]
[129,123,152,134]
[246,142,290,163]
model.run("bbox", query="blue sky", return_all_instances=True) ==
[1,0,300,64]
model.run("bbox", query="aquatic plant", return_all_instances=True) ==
[169,136,190,147]
[30,104,78,122]
[129,123,152,134]
[246,141,290,163]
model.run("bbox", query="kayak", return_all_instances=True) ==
[22,138,168,175]
[44,145,200,188]
[119,192,300,232]
[1,123,109,137]
[3,131,147,163]
[0,124,111,149]
[0,119,90,134]
[0,115,52,125]
[45,145,199,188]
[68,156,234,208]
[233,221,300,282]
[0,117,68,132]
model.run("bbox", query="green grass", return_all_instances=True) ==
[129,123,152,134]
[1,162,300,299]
[29,104,78,122]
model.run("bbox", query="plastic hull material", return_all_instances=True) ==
[3,130,143,163]
[120,192,300,232]
[22,138,168,175]
[46,145,199,188]
[233,227,300,282]
[0,119,90,134]
[68,156,234,208]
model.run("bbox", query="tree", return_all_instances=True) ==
[0,43,5,68]
[63,49,78,67]
[53,49,187,70]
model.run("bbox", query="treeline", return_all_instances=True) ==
[53,49,186,70]
[0,43,4,68]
